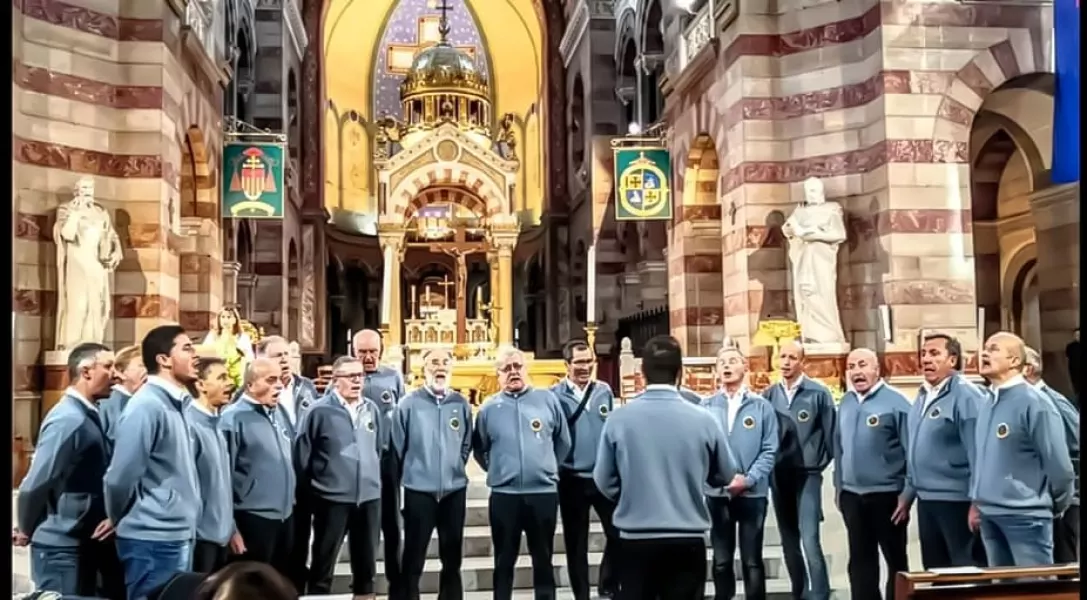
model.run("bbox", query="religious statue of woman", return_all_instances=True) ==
[782,177,848,345]
[53,176,124,350]
[202,306,254,386]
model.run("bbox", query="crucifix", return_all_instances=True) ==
[427,241,487,344]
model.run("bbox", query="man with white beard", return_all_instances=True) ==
[393,348,473,599]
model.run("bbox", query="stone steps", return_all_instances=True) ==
[327,549,836,596]
[305,580,852,599]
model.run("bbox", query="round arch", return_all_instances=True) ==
[388,162,508,218]
[405,186,489,219]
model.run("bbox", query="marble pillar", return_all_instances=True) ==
[379,231,406,346]
[1029,182,1080,396]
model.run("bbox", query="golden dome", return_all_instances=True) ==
[399,40,492,134]
[400,42,489,101]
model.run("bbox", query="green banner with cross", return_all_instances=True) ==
[221,142,286,219]
[613,147,673,221]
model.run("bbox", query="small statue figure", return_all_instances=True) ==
[53,176,124,350]
[496,113,518,160]
[373,114,401,159]
[782,177,848,345]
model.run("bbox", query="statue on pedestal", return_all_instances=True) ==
[202,306,254,386]
[53,176,124,350]
[782,177,848,345]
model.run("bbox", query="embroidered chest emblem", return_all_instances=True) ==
[866,414,880,427]
[742,415,756,429]
[449,415,461,431]
[996,423,1009,439]
[529,417,543,433]
[796,409,811,422]
[362,410,375,432]
[598,404,609,418]
[380,390,394,404]
[928,407,941,419]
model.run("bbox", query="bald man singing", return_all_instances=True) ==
[834,348,911,599]
[219,357,296,577]
[970,333,1074,567]
[353,329,407,598]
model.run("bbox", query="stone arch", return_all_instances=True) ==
[388,162,508,218]
[672,103,726,190]
[636,0,664,55]
[404,187,489,219]
[614,6,637,63]
[932,39,1050,160]
[681,134,719,206]
[179,126,214,222]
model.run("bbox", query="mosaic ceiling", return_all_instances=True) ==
[372,0,491,118]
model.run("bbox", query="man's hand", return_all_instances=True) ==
[229,532,247,554]
[12,528,28,547]
[725,474,748,497]
[891,498,911,525]
[91,519,114,541]
[968,504,981,532]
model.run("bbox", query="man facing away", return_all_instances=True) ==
[394,348,473,600]
[834,347,911,600]
[294,355,384,598]
[702,346,779,600]
[100,344,145,441]
[550,340,619,600]
[594,335,741,600]
[892,334,985,570]
[763,340,834,600]
[473,347,572,600]
[353,328,407,599]
[969,333,1074,567]
[1023,346,1080,563]
[219,357,296,577]
[255,335,320,593]
[16,342,125,599]
[104,325,202,600]
[184,357,244,573]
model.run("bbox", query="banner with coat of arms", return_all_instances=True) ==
[222,142,286,219]
[613,147,673,221]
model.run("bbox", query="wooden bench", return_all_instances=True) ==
[895,564,1080,599]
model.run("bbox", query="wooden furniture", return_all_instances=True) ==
[895,564,1080,599]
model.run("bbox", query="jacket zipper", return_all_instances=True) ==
[516,397,524,492]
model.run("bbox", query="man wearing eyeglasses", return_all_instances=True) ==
[473,346,572,600]
[294,356,384,598]
[551,340,619,600]
[352,329,407,599]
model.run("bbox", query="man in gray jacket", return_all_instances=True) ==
[473,347,572,600]
[354,328,407,599]
[220,357,295,578]
[551,340,619,600]
[594,335,741,600]
[105,325,202,600]
[394,348,473,600]
[295,355,384,597]
[15,342,124,599]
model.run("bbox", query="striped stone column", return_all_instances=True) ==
[12,0,226,425]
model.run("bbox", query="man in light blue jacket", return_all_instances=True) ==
[702,346,779,600]
[473,346,571,600]
[16,342,125,599]
[1024,346,1080,564]
[894,334,986,569]
[104,325,202,600]
[394,348,473,600]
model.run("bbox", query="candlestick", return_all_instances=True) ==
[584,322,598,379]
[380,245,393,324]
[586,243,597,322]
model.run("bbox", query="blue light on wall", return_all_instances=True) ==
[1052,0,1080,184]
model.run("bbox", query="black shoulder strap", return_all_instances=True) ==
[567,381,597,426]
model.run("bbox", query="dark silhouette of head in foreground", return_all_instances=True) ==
[192,561,298,600]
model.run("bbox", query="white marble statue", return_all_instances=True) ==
[53,176,124,350]
[782,177,848,344]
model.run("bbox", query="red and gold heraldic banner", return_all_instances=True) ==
[222,142,286,219]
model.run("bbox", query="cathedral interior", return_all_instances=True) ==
[10,0,1080,437]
